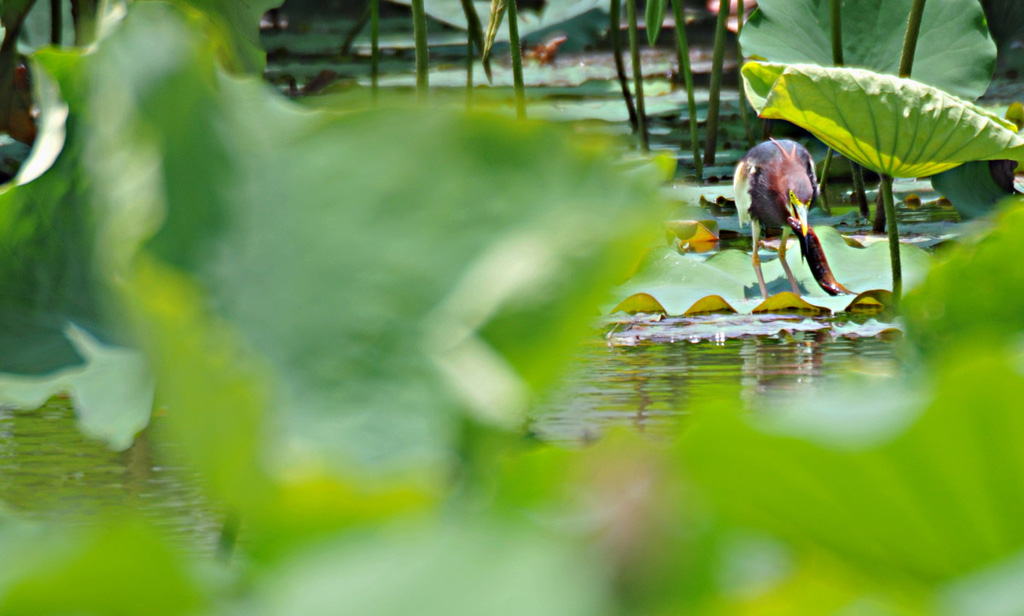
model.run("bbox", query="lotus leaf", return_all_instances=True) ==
[0,520,208,615]
[844,289,894,314]
[665,219,718,244]
[683,294,736,316]
[140,0,282,73]
[614,227,931,314]
[931,160,1020,219]
[904,197,1024,359]
[752,292,830,316]
[685,347,1024,585]
[612,292,668,315]
[40,3,664,470]
[742,62,1024,178]
[741,0,997,100]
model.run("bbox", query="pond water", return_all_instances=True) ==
[0,327,901,548]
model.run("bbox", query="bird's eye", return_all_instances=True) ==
[788,190,801,210]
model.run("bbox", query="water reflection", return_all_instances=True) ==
[531,331,899,443]
[0,398,219,551]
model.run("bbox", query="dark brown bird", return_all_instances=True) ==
[733,139,851,298]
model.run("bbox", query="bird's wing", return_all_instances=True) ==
[734,160,753,227]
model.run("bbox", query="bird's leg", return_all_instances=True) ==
[751,221,769,299]
[777,226,802,295]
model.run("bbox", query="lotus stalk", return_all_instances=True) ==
[507,0,526,119]
[703,0,730,165]
[411,0,429,99]
[51,0,62,45]
[670,0,701,178]
[879,174,902,310]
[899,0,927,77]
[626,0,648,150]
[611,0,639,133]
[466,28,474,106]
[371,0,379,100]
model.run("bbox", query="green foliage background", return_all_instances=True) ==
[0,1,1023,614]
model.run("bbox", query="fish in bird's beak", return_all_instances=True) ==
[786,216,853,296]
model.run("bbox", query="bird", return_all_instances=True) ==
[733,139,851,299]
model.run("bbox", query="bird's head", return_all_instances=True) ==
[769,139,815,239]
[787,188,810,239]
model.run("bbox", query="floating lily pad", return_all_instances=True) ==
[611,293,667,315]
[612,226,932,314]
[665,219,719,243]
[752,292,831,316]
[683,294,737,317]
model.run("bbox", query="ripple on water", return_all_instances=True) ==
[0,398,220,554]
[530,330,901,444]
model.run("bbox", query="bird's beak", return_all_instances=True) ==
[796,203,809,239]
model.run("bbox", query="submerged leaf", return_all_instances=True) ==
[742,62,1024,178]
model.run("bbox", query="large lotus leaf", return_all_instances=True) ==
[138,0,282,73]
[742,62,1024,178]
[0,519,208,615]
[741,0,996,100]
[55,3,663,470]
[250,521,610,616]
[0,325,153,451]
[981,0,1024,49]
[613,226,930,314]
[684,346,1024,586]
[904,197,1024,360]
[931,160,1020,220]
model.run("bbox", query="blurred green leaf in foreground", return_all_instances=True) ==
[4,1,1024,615]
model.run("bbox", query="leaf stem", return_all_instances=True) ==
[626,0,648,150]
[341,3,370,56]
[670,0,701,179]
[703,0,730,165]
[411,0,429,100]
[610,0,639,133]
[507,0,526,119]
[830,0,843,65]
[899,0,927,78]
[880,174,902,312]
